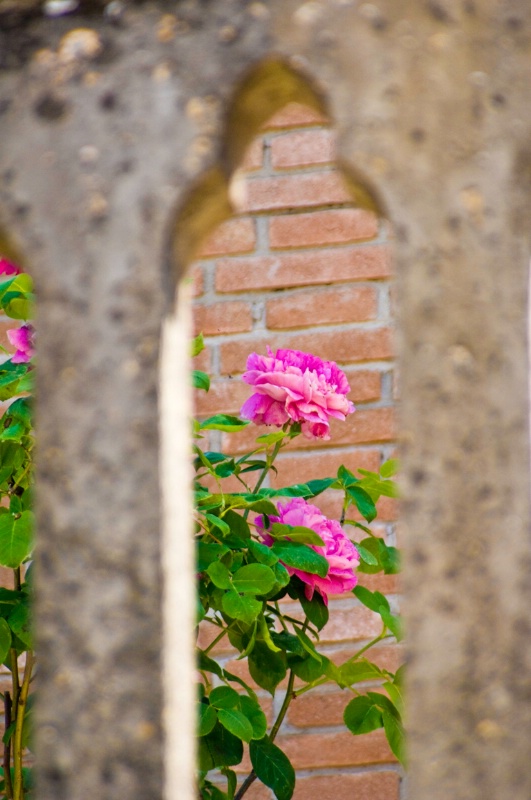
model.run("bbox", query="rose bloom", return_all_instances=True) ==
[240,347,355,440]
[256,497,360,605]
[7,324,35,363]
[0,258,21,277]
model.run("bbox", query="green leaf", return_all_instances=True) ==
[248,642,286,695]
[247,499,278,517]
[338,657,385,687]
[200,415,250,433]
[346,485,377,523]
[270,523,324,546]
[0,511,33,568]
[353,585,390,614]
[247,540,278,566]
[197,542,230,572]
[232,564,276,595]
[270,631,306,657]
[300,590,329,632]
[379,543,401,574]
[191,333,205,357]
[239,695,267,740]
[210,686,241,710]
[3,296,33,321]
[198,721,243,770]
[2,721,15,746]
[356,544,379,566]
[303,478,336,498]
[8,600,31,649]
[222,510,251,541]
[198,703,218,736]
[217,708,254,743]
[250,737,295,800]
[344,696,383,735]
[380,459,399,478]
[205,513,231,536]
[271,541,328,578]
[193,370,210,392]
[255,431,286,445]
[207,561,232,590]
[382,680,404,716]
[4,398,31,427]
[382,710,406,764]
[355,537,383,574]
[197,649,224,680]
[222,769,237,800]
[379,607,403,641]
[271,562,290,589]
[287,653,326,682]
[222,591,262,625]
[0,618,12,663]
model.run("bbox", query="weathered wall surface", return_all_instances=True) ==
[0,1,530,799]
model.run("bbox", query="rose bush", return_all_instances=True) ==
[195,339,403,800]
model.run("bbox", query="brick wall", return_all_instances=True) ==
[192,103,401,800]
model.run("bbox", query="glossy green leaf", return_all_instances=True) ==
[197,542,230,572]
[303,478,336,497]
[191,332,205,357]
[338,657,385,687]
[239,695,267,740]
[210,686,241,710]
[198,722,243,770]
[382,710,406,764]
[250,737,295,800]
[0,618,12,664]
[247,540,278,566]
[0,511,33,568]
[8,600,32,649]
[197,649,224,679]
[287,653,326,682]
[271,541,328,578]
[255,431,286,445]
[346,485,377,523]
[200,415,250,433]
[222,510,251,541]
[270,523,324,546]
[248,642,286,695]
[232,564,276,595]
[217,708,254,743]
[379,459,399,478]
[206,561,232,590]
[193,370,210,392]
[222,591,262,625]
[300,589,329,631]
[198,703,218,736]
[344,695,383,735]
[205,514,231,536]
[379,606,403,641]
[353,585,390,614]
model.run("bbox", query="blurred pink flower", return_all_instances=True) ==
[7,325,35,363]
[256,497,359,605]
[240,347,354,440]
[0,258,21,277]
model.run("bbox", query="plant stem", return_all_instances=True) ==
[203,627,229,655]
[13,651,33,800]
[234,670,296,800]
[10,651,19,709]
[4,691,13,800]
[251,438,284,496]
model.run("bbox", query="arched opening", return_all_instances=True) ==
[164,56,401,800]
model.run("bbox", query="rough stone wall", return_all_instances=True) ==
[0,2,530,800]
[192,104,400,800]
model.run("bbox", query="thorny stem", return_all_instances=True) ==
[234,669,297,800]
[4,691,13,799]
[13,650,33,800]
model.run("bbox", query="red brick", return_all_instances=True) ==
[271,129,336,170]
[269,209,378,249]
[263,103,329,129]
[266,286,377,330]
[192,344,211,374]
[293,770,400,800]
[344,368,382,403]
[329,644,404,675]
[245,172,350,213]
[221,406,396,456]
[198,217,255,257]
[270,449,380,489]
[358,571,400,595]
[193,301,252,336]
[0,318,15,353]
[236,780,271,800]
[189,264,204,297]
[242,137,264,171]
[219,328,394,376]
[279,598,381,644]
[194,378,250,417]
[215,246,393,293]
[276,729,395,769]
[289,689,373,728]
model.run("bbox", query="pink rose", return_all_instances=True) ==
[256,497,360,605]
[0,258,21,277]
[240,347,355,440]
[7,324,35,363]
